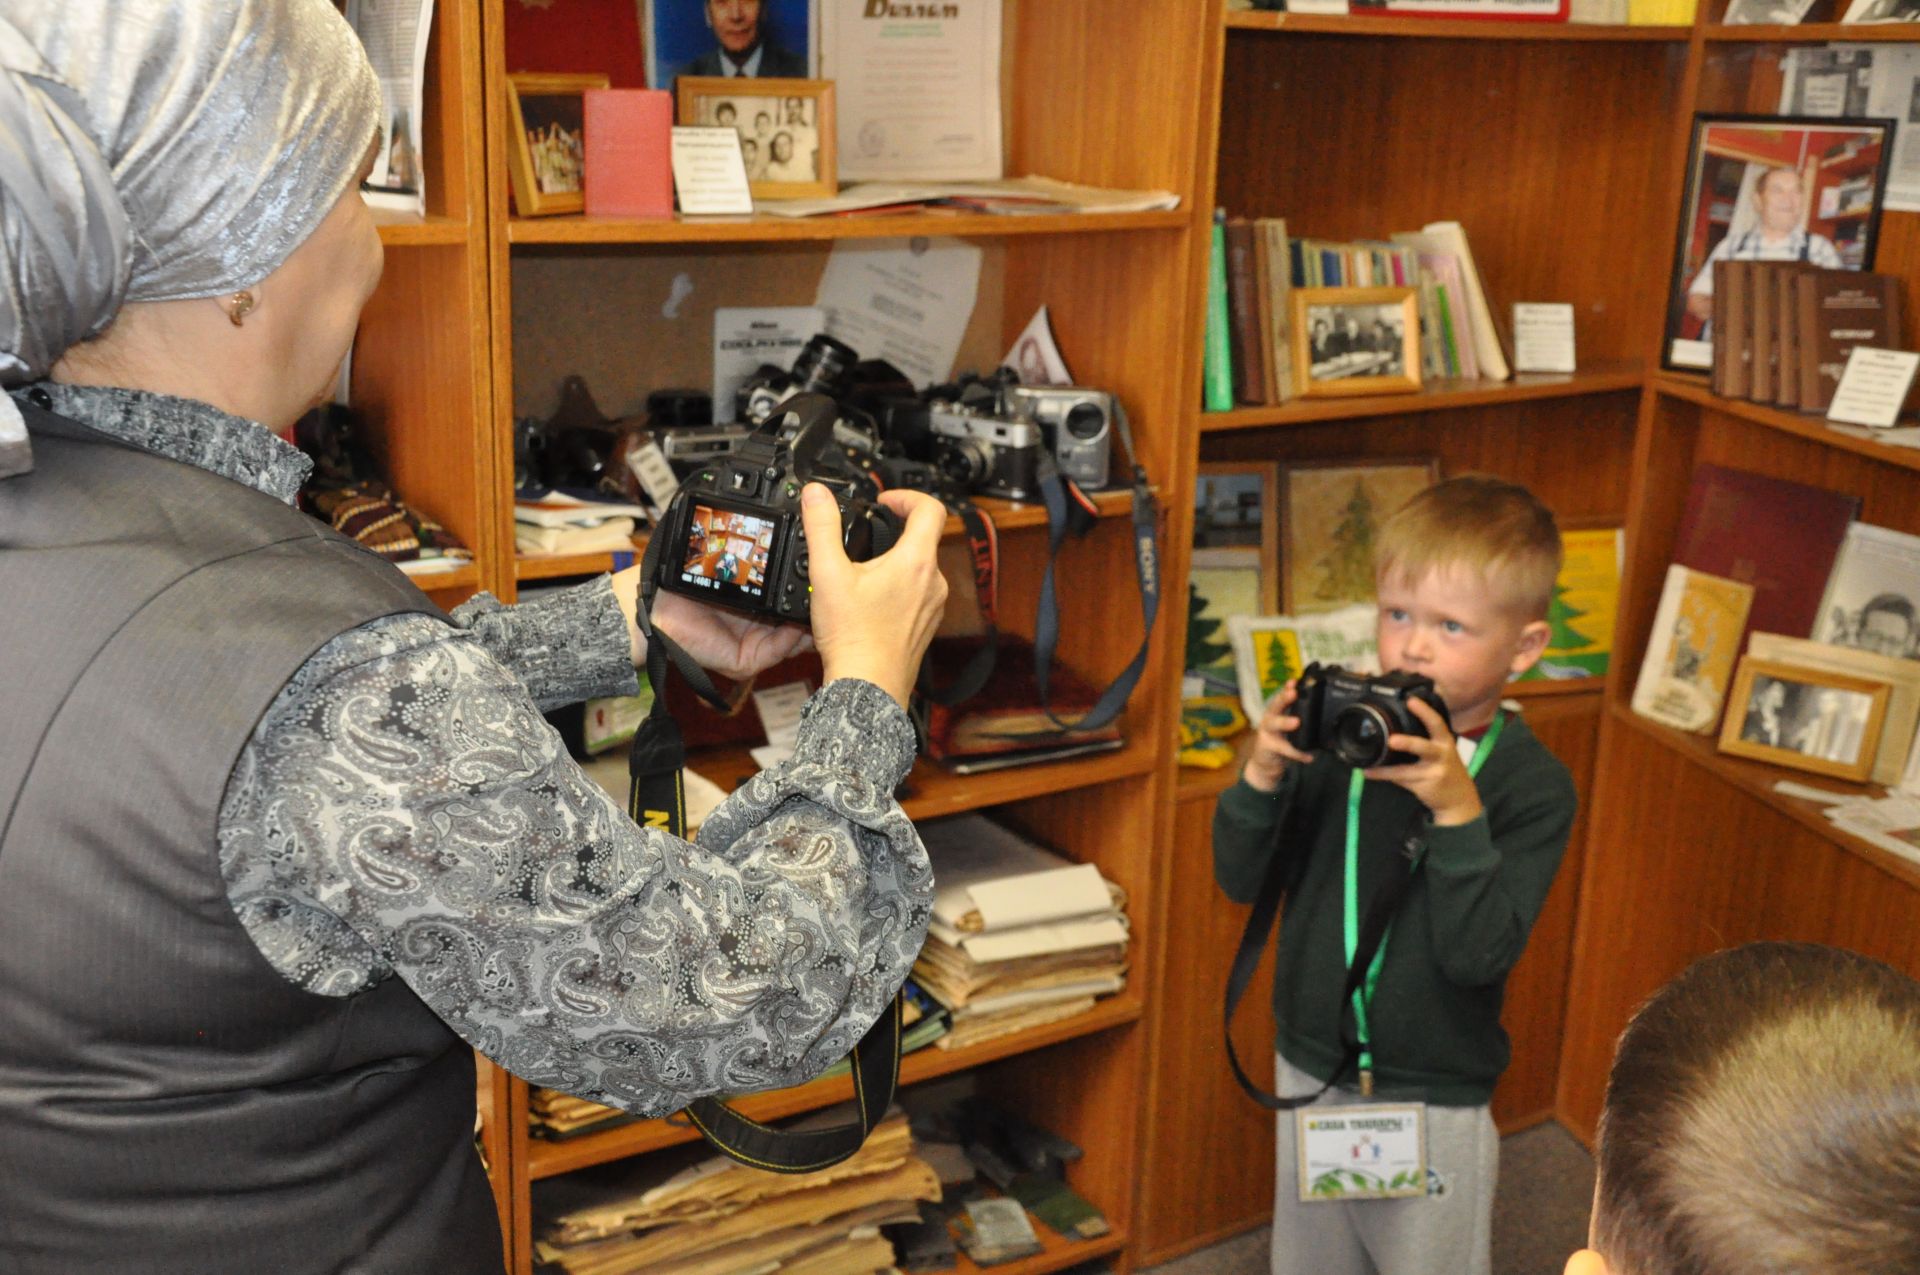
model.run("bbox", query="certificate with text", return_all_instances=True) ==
[821,0,1002,182]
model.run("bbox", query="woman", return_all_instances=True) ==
[0,3,946,1272]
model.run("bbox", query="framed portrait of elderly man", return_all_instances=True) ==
[1289,287,1422,398]
[676,77,836,199]
[645,0,813,90]
[1663,114,1894,372]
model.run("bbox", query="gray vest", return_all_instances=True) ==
[0,403,503,1273]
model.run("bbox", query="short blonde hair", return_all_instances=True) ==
[1374,475,1561,620]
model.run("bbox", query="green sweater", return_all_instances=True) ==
[1212,711,1575,1106]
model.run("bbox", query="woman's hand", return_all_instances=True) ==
[801,484,949,708]
[610,567,814,682]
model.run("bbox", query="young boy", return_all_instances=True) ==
[1213,475,1577,1275]
[1566,941,1920,1275]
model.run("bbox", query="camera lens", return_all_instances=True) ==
[792,334,859,398]
[935,437,991,487]
[1064,401,1106,439]
[1329,704,1392,769]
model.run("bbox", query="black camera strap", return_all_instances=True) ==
[916,497,1000,707]
[1028,400,1160,734]
[1223,797,1429,1111]
[627,527,905,1173]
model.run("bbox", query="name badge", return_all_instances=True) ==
[1296,1103,1427,1202]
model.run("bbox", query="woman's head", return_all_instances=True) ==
[2,0,384,427]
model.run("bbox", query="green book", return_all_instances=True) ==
[1434,282,1461,379]
[1203,212,1233,412]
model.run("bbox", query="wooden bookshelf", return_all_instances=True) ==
[1202,361,1644,431]
[1225,10,1693,38]
[1703,20,1920,39]
[508,209,1187,245]
[1652,373,1920,473]
[526,996,1143,1177]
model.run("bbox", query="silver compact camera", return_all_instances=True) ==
[1008,385,1114,490]
[927,403,1046,501]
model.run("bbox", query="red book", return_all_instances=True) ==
[1671,463,1859,643]
[584,89,673,219]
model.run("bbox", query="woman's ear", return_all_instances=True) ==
[1564,1248,1611,1275]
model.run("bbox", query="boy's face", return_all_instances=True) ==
[1375,563,1549,732]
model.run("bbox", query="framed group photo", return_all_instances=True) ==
[505,72,608,217]
[1279,457,1439,615]
[1662,113,1895,371]
[1719,656,1891,781]
[676,77,836,199]
[1290,287,1422,398]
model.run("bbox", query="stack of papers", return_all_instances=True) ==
[533,1109,937,1275]
[913,814,1130,1051]
[515,494,649,556]
[762,176,1180,220]
[1797,784,1920,866]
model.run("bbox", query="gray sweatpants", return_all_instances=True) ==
[1269,1055,1497,1275]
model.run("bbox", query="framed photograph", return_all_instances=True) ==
[1279,458,1439,616]
[1815,521,1920,661]
[1719,656,1891,781]
[1662,114,1895,372]
[676,77,836,199]
[1843,0,1920,21]
[644,0,813,90]
[1290,287,1422,398]
[505,73,608,217]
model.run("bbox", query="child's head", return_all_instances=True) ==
[1568,942,1920,1275]
[1372,475,1559,729]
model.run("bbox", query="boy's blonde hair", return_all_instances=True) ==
[1374,475,1561,620]
[1593,943,1920,1275]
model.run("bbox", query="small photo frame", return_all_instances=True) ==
[1719,656,1891,782]
[1291,287,1422,398]
[1193,462,1281,613]
[675,77,836,199]
[1279,457,1440,616]
[1662,113,1895,372]
[505,73,609,217]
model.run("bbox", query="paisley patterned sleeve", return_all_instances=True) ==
[447,576,640,711]
[217,612,931,1116]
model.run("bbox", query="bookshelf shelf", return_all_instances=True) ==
[507,209,1187,246]
[372,211,470,246]
[1651,374,1920,475]
[510,488,1147,583]
[403,562,482,593]
[1605,699,1920,891]
[1224,11,1692,39]
[1201,361,1644,431]
[684,740,1162,826]
[1703,21,1920,40]
[525,996,1144,1178]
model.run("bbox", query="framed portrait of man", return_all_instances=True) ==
[645,0,813,91]
[1662,114,1895,372]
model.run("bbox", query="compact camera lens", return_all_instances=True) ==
[1064,401,1106,439]
[1330,705,1392,769]
[792,334,859,397]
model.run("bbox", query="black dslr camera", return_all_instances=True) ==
[652,392,900,624]
[1287,663,1450,768]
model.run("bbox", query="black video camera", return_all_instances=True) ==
[1286,663,1450,768]
[651,392,899,624]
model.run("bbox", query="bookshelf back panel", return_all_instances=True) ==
[1198,393,1640,527]
[1216,35,1686,364]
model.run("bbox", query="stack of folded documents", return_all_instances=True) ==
[533,1108,937,1275]
[515,493,649,556]
[913,814,1129,1051]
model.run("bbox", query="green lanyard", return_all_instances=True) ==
[1343,710,1506,1094]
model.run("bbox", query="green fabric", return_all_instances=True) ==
[1213,712,1576,1106]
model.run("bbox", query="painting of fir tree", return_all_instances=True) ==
[1281,458,1437,615]
[1517,527,1622,682]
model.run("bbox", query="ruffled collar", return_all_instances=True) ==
[8,382,311,503]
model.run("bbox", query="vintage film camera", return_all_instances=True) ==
[651,392,899,624]
[923,371,1046,502]
[1006,385,1115,491]
[1286,662,1451,769]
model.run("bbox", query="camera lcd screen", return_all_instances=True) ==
[677,502,780,604]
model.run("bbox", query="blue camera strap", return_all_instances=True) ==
[1343,709,1505,1094]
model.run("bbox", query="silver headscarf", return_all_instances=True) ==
[0,0,382,386]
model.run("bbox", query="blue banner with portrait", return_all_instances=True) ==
[646,0,814,90]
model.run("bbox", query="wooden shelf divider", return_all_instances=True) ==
[1225,10,1693,39]
[508,209,1187,246]
[1202,361,1644,432]
[1652,374,1920,475]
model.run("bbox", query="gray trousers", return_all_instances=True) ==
[1270,1055,1497,1275]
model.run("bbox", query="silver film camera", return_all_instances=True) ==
[1008,386,1114,490]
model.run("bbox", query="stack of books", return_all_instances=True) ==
[515,493,650,556]
[1206,216,1508,409]
[913,814,1130,1052]
[1709,262,1904,415]
[533,1108,938,1275]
